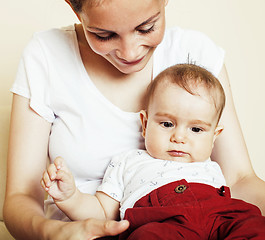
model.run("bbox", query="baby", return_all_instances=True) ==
[42,64,265,239]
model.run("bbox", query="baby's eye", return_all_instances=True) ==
[161,122,174,128]
[191,127,203,133]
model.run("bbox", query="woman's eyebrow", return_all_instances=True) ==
[86,26,114,33]
[136,12,161,28]
[87,12,161,32]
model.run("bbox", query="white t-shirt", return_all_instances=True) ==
[11,25,224,219]
[97,150,226,219]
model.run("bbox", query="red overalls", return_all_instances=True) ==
[119,179,265,240]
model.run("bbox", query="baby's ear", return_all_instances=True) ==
[140,110,148,138]
[213,125,224,142]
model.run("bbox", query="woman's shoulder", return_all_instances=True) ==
[22,25,77,58]
[153,26,225,77]
[159,26,217,53]
[31,25,76,48]
[32,25,75,41]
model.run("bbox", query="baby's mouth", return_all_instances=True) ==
[167,150,188,157]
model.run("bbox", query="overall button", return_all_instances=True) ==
[175,184,187,193]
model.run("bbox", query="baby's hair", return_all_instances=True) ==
[146,64,226,123]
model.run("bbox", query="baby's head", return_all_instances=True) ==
[140,64,226,162]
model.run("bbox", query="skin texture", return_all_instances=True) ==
[3,0,265,239]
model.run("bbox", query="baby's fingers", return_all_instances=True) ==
[54,157,70,173]
[56,169,74,184]
[47,163,58,181]
[42,171,52,190]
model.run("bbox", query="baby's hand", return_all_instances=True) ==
[41,157,76,203]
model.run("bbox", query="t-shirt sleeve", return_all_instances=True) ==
[97,153,126,202]
[180,29,225,77]
[10,34,55,122]
[153,27,225,78]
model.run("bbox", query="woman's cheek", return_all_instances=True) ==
[151,30,164,47]
[88,40,112,55]
[148,20,166,47]
[84,32,113,55]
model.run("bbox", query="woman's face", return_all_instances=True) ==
[78,0,167,74]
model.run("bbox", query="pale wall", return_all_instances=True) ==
[1,0,265,180]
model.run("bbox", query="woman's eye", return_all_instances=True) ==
[161,122,174,128]
[138,24,155,34]
[94,32,117,42]
[191,127,203,133]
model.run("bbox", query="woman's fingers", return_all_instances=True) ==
[87,219,130,238]
[46,219,129,240]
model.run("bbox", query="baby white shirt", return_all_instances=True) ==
[97,149,226,219]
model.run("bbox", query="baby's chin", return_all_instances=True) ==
[150,153,194,163]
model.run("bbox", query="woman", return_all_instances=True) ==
[4,0,265,239]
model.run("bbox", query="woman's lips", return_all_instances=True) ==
[120,56,145,65]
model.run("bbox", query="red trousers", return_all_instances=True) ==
[118,179,265,240]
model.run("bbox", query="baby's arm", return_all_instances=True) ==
[41,157,120,221]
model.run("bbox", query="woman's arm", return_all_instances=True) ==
[211,65,265,215]
[4,94,51,239]
[3,94,128,240]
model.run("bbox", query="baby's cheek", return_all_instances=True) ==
[145,139,162,159]
[196,141,214,161]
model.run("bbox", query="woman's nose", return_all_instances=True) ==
[115,35,141,61]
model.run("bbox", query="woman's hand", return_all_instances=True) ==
[45,218,130,240]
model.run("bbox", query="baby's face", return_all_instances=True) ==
[141,83,223,162]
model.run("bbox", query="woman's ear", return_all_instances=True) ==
[140,110,148,138]
[65,0,81,22]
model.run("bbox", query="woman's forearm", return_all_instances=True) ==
[4,193,129,240]
[4,193,51,240]
[4,95,54,239]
